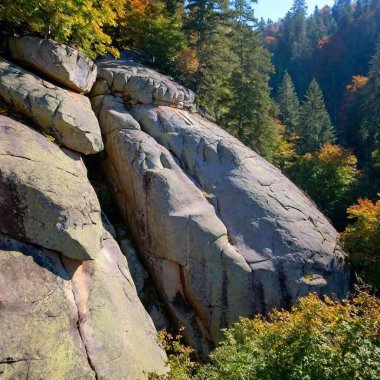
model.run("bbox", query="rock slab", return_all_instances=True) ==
[0,115,102,260]
[0,57,103,155]
[9,36,97,94]
[94,59,195,108]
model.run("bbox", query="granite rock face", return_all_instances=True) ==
[0,115,103,260]
[0,115,167,379]
[0,58,103,154]
[92,61,352,355]
[0,231,167,380]
[94,59,195,108]
[9,36,97,93]
[132,106,351,311]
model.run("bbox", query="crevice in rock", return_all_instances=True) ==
[58,255,98,380]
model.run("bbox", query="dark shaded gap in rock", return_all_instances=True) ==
[82,153,171,325]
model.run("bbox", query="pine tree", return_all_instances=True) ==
[298,79,335,153]
[224,0,277,161]
[277,72,300,133]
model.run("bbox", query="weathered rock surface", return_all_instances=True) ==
[102,124,253,353]
[0,115,167,379]
[0,115,102,260]
[0,231,167,380]
[94,59,195,108]
[93,61,351,355]
[0,57,103,154]
[9,36,97,93]
[132,106,351,310]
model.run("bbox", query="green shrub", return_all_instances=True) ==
[158,293,380,380]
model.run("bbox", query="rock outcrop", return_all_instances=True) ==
[0,115,167,379]
[0,58,103,154]
[0,34,352,373]
[9,36,97,93]
[93,59,195,108]
[92,61,351,355]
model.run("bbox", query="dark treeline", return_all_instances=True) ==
[264,0,380,163]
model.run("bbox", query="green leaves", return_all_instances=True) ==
[0,0,125,58]
[195,293,380,380]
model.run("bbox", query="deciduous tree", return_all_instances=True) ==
[0,0,125,58]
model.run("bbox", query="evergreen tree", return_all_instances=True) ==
[185,0,229,93]
[298,79,335,153]
[290,0,307,15]
[224,0,277,161]
[360,44,380,163]
[277,72,300,133]
[332,0,354,28]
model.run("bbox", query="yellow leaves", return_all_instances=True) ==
[342,194,380,288]
[346,75,369,92]
[0,0,126,58]
[272,119,299,170]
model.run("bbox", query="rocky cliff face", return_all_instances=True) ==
[0,35,351,377]
[91,60,351,354]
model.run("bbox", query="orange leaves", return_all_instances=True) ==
[264,36,277,45]
[126,0,149,13]
[317,36,330,48]
[175,46,199,75]
[346,75,369,92]
[317,143,358,168]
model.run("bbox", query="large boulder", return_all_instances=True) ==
[93,59,195,108]
[0,58,103,155]
[9,36,97,94]
[102,123,253,354]
[0,115,103,260]
[132,106,351,311]
[0,231,167,380]
[94,85,351,354]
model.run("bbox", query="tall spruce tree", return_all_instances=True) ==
[298,79,335,153]
[224,0,277,161]
[277,72,300,133]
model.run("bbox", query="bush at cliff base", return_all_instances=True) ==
[159,293,380,380]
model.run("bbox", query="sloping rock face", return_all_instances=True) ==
[0,116,102,260]
[9,36,97,93]
[92,62,351,355]
[0,57,102,154]
[94,59,195,108]
[0,115,167,379]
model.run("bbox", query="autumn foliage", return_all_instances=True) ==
[343,195,380,290]
[289,144,358,224]
[157,293,380,380]
[0,0,126,58]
